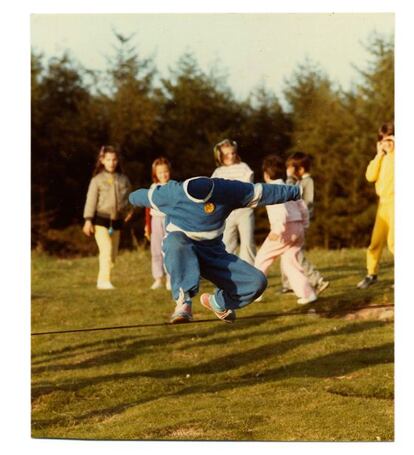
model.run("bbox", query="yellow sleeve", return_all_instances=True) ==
[365,155,383,183]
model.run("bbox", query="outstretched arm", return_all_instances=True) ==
[212,178,301,209]
[129,188,151,208]
[258,182,301,207]
[129,181,177,213]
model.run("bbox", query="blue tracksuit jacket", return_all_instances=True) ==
[129,177,300,309]
[129,177,300,241]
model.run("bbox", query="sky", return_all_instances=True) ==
[31,13,394,101]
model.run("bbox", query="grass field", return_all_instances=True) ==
[31,247,394,441]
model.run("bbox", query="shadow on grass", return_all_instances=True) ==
[309,282,394,317]
[32,297,394,377]
[254,267,393,319]
[167,341,393,403]
[31,252,395,433]
[32,319,306,375]
[32,335,393,431]
[32,320,388,403]
[31,334,143,364]
[31,313,291,375]
[124,320,388,379]
[32,395,160,431]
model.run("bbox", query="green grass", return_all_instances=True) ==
[31,247,394,441]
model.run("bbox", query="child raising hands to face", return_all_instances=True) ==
[357,122,394,289]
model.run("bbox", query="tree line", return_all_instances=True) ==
[31,32,394,254]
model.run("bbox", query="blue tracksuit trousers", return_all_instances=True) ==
[162,231,267,310]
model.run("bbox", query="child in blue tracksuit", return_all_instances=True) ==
[129,177,301,324]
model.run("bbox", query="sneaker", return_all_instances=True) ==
[356,275,377,289]
[280,287,294,295]
[315,279,330,295]
[170,302,193,324]
[150,278,163,290]
[297,293,318,305]
[97,281,115,290]
[200,293,236,323]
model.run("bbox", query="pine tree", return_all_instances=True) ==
[283,60,356,247]
[105,31,160,186]
[158,53,241,179]
[31,52,94,230]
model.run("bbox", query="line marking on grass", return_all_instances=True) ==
[31,304,393,337]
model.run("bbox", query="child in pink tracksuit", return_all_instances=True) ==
[145,157,172,290]
[254,154,317,304]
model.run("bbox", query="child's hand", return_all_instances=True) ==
[124,212,133,223]
[290,233,298,243]
[83,220,94,237]
[268,232,280,241]
[376,141,386,157]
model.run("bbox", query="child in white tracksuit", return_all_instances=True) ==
[255,155,317,304]
[211,139,256,265]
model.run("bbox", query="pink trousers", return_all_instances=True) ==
[151,215,167,279]
[254,221,314,298]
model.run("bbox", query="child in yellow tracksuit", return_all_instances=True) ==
[357,123,394,289]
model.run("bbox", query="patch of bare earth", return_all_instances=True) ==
[342,305,394,322]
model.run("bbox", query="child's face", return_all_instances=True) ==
[221,145,237,166]
[286,164,296,178]
[287,165,305,178]
[101,152,118,173]
[297,166,306,177]
[155,164,170,184]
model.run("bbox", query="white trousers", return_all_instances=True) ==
[222,208,256,265]
[94,225,120,283]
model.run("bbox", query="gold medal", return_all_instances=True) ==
[204,202,215,214]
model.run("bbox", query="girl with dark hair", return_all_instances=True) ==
[83,145,132,290]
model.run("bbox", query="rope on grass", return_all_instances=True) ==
[30,304,394,337]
